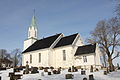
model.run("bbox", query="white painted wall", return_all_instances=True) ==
[53,45,74,68]
[23,38,37,51]
[28,27,37,39]
[22,48,50,67]
[74,53,95,67]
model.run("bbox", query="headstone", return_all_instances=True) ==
[106,68,109,73]
[41,72,44,76]
[83,77,87,80]
[31,67,39,74]
[104,71,107,75]
[65,74,74,79]
[58,67,61,71]
[53,70,57,74]
[74,67,78,72]
[81,70,86,75]
[89,74,94,80]
[48,72,51,75]
[39,67,44,70]
[44,68,48,72]
[68,67,71,72]
[50,66,54,70]
[9,72,14,77]
[72,66,74,72]
[0,76,1,80]
[56,70,60,74]
[90,65,93,72]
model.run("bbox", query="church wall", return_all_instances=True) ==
[72,34,84,46]
[28,27,37,39]
[74,53,95,68]
[53,45,75,68]
[22,49,50,67]
[23,38,37,51]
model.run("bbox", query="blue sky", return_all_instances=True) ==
[0,0,116,52]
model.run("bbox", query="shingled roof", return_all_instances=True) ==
[54,33,78,48]
[23,33,62,53]
[75,44,96,56]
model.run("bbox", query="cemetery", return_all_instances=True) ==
[0,64,120,80]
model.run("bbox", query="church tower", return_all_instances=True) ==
[23,15,38,50]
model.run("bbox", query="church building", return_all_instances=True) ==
[22,15,102,69]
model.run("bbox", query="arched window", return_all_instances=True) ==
[30,54,32,63]
[63,50,66,61]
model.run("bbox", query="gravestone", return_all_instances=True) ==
[65,74,74,79]
[104,71,107,75]
[81,70,86,75]
[106,68,109,73]
[41,72,44,76]
[83,77,87,80]
[68,67,71,72]
[44,68,48,72]
[89,74,94,80]
[50,66,54,70]
[53,70,57,74]
[56,70,60,74]
[0,76,1,80]
[74,67,78,72]
[72,66,74,72]
[39,67,44,70]
[9,72,14,77]
[48,72,51,75]
[31,67,39,74]
[90,65,93,72]
[58,67,61,71]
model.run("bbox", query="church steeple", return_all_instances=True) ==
[24,11,38,51]
[28,14,38,39]
[30,16,37,29]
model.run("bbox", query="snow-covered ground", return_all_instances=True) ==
[0,68,120,80]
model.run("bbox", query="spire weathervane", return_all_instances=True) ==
[33,9,35,16]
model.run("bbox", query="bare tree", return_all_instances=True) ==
[0,49,12,67]
[11,49,21,67]
[114,0,120,16]
[88,17,120,71]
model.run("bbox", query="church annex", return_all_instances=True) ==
[22,15,102,69]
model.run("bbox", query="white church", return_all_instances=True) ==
[22,15,102,69]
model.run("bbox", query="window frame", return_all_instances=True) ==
[30,54,32,63]
[83,56,87,63]
[63,50,66,61]
[39,53,41,63]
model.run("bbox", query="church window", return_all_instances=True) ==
[30,54,32,63]
[35,31,36,37]
[39,53,41,63]
[83,56,87,63]
[63,50,66,61]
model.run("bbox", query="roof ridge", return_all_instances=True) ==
[63,33,78,38]
[40,33,62,40]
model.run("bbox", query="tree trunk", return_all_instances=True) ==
[108,57,114,71]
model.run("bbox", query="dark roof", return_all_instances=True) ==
[75,44,96,56]
[23,33,62,53]
[54,33,78,48]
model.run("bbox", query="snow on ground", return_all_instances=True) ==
[0,68,120,80]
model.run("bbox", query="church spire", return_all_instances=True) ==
[30,10,37,29]
[28,10,38,39]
